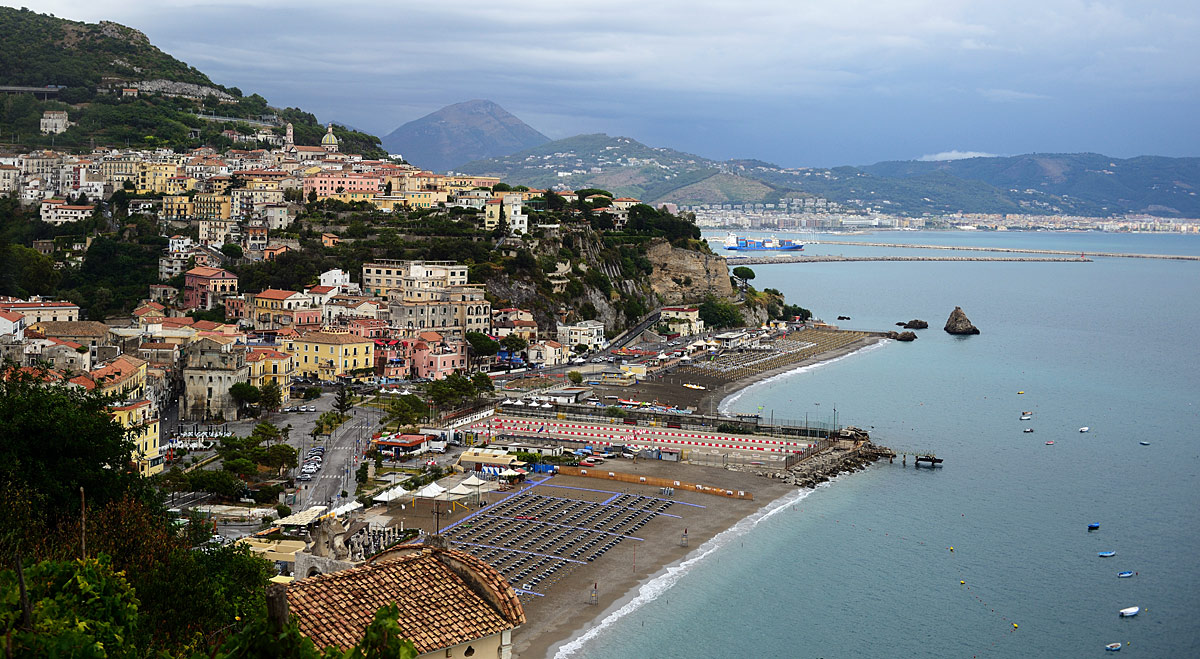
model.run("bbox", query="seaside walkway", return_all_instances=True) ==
[814,240,1200,261]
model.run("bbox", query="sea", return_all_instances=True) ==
[555,230,1200,658]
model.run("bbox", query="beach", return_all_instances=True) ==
[508,332,890,657]
[512,462,793,658]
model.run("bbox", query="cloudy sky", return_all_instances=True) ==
[11,0,1200,166]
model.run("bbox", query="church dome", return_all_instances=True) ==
[321,124,339,147]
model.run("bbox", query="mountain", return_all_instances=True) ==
[861,153,1200,216]
[381,100,549,171]
[0,7,384,157]
[462,133,1200,216]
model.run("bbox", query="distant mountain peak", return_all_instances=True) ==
[381,100,549,172]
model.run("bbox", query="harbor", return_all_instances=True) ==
[815,240,1200,261]
[725,254,1091,264]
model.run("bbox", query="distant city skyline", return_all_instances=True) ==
[9,0,1200,167]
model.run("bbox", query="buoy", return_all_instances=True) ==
[1012,623,1018,629]
[949,546,954,552]
[960,580,965,584]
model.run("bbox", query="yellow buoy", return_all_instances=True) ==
[960,580,965,584]
[1012,623,1018,629]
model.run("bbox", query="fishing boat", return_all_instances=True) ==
[1020,415,1032,420]
[1023,428,1035,433]
[1117,571,1134,578]
[723,233,804,251]
[1119,606,1139,617]
[1105,643,1122,651]
[1139,441,1150,446]
[1088,523,1100,530]
[1021,411,1032,415]
[1045,441,1054,445]
[1099,551,1117,558]
[1079,426,1090,433]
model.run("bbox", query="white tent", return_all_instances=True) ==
[415,482,446,498]
[373,485,411,503]
[327,501,362,517]
[541,402,553,408]
[500,468,521,478]
[461,474,486,487]
[447,483,473,496]
[511,400,525,406]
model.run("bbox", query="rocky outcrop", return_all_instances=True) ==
[886,331,917,341]
[837,315,851,320]
[944,306,980,335]
[135,79,236,101]
[646,238,733,304]
[903,319,928,329]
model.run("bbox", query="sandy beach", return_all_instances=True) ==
[508,332,889,657]
[512,462,792,658]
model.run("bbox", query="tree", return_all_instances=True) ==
[567,371,584,385]
[500,335,528,353]
[732,266,756,289]
[464,331,499,368]
[307,190,317,203]
[221,243,244,260]
[230,382,261,411]
[260,381,283,416]
[698,297,744,329]
[383,394,426,429]
[470,372,494,392]
[574,344,589,354]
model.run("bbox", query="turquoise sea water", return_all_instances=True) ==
[558,232,1200,658]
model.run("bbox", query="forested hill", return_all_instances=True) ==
[0,7,217,90]
[0,7,385,157]
[462,134,1200,217]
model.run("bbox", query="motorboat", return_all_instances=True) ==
[1105,643,1122,651]
[1139,441,1150,446]
[1088,523,1100,530]
[1020,415,1032,420]
[1098,551,1117,558]
[1023,428,1035,433]
[1021,411,1032,415]
[1017,391,1025,394]
[1119,606,1139,617]
[1045,441,1055,445]
[1117,571,1134,578]
[1079,426,1090,433]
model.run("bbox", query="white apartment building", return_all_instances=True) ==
[556,320,608,351]
[362,260,468,297]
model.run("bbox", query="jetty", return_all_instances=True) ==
[816,240,1200,261]
[725,255,1089,265]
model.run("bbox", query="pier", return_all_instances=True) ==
[816,240,1200,261]
[725,255,1090,265]
[889,450,943,467]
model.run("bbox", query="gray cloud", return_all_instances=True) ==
[7,0,1199,165]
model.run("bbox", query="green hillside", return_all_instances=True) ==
[0,7,384,157]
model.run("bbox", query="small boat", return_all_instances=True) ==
[1105,643,1122,651]
[1098,551,1117,558]
[1045,441,1054,445]
[1088,523,1100,530]
[1023,428,1035,433]
[1117,571,1134,578]
[1020,415,1032,420]
[1119,606,1139,617]
[1079,426,1090,433]
[1017,391,1025,395]
[1139,441,1150,446]
[1021,411,1032,415]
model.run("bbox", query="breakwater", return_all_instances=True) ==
[726,254,1090,265]
[817,240,1200,261]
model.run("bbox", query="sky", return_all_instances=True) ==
[10,0,1200,167]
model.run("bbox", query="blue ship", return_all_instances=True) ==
[723,233,805,251]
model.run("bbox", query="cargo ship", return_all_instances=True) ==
[722,233,804,251]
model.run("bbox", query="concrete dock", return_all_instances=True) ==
[815,240,1200,261]
[726,254,1091,265]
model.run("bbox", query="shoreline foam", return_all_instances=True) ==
[718,337,890,414]
[549,486,815,658]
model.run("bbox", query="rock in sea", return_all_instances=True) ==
[903,319,929,329]
[943,306,980,335]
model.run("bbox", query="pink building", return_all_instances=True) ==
[302,172,382,198]
[408,331,468,381]
[183,266,238,311]
[348,318,389,338]
[373,338,407,381]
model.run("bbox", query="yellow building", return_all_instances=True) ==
[111,399,162,477]
[326,190,377,204]
[162,175,198,196]
[136,163,182,194]
[194,193,232,220]
[284,330,374,382]
[247,347,294,405]
[162,195,195,220]
[89,354,148,399]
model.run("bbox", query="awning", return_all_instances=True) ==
[276,506,328,526]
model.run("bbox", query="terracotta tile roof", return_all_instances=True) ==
[255,288,302,301]
[31,320,110,337]
[299,331,371,345]
[186,266,237,278]
[0,309,23,323]
[288,547,523,653]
